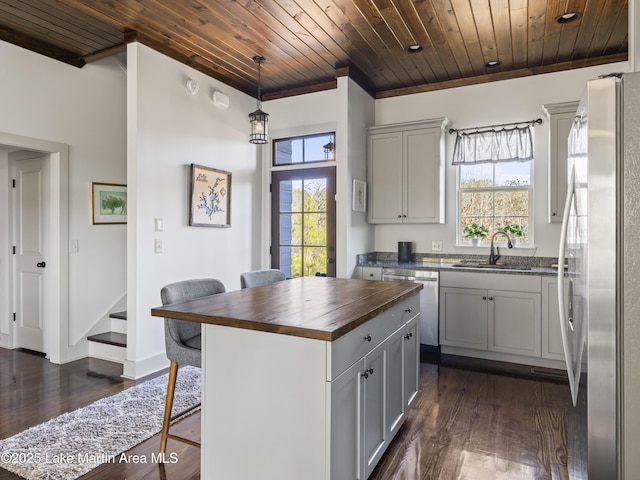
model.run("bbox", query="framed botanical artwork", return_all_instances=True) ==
[91,183,127,224]
[189,164,231,227]
[352,179,367,212]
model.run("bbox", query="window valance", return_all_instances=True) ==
[450,118,541,165]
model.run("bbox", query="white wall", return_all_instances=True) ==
[337,77,375,276]
[0,40,126,359]
[126,43,261,378]
[374,62,629,258]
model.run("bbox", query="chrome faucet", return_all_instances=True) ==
[488,231,513,265]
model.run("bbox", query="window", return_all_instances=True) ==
[273,132,335,165]
[458,160,532,245]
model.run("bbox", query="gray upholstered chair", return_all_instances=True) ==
[240,269,286,289]
[159,278,226,454]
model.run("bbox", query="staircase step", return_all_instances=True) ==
[87,332,127,348]
[109,311,127,320]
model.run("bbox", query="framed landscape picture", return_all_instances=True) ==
[189,164,231,227]
[91,183,127,224]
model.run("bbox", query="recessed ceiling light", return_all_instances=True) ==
[556,12,581,24]
[485,60,501,68]
[406,44,423,53]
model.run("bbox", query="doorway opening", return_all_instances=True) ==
[0,132,69,363]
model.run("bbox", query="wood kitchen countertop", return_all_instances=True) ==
[150,276,422,341]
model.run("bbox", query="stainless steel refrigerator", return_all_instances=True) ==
[558,71,640,479]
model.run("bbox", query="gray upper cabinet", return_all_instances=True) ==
[367,118,448,224]
[543,101,579,223]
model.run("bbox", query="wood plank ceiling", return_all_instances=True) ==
[0,0,628,100]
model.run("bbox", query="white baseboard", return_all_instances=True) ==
[122,352,169,380]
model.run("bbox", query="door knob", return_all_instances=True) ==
[36,261,46,268]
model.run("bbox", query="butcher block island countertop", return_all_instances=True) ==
[151,276,423,480]
[150,276,422,341]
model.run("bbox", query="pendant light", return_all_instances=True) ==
[249,55,269,144]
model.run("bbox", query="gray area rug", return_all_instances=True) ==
[0,366,200,480]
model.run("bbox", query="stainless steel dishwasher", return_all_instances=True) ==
[382,268,439,348]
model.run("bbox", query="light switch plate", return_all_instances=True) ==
[431,240,443,252]
[154,218,163,232]
[70,240,79,253]
[154,239,163,253]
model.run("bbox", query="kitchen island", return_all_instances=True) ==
[151,276,422,480]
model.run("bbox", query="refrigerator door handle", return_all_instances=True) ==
[558,165,579,406]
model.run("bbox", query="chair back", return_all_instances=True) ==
[240,269,286,289]
[160,279,226,364]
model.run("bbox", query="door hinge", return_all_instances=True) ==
[13,313,16,322]
[269,183,272,193]
[12,179,16,188]
[12,246,16,254]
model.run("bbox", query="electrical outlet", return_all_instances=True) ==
[431,240,443,252]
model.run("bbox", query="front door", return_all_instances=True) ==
[271,167,336,277]
[13,156,47,352]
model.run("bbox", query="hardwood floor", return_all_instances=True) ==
[369,359,578,480]
[0,348,199,480]
[0,348,582,480]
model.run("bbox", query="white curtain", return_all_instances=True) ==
[452,126,533,165]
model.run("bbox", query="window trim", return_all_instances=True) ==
[456,161,534,246]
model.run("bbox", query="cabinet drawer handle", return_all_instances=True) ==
[364,334,372,342]
[361,368,374,379]
[404,332,413,340]
[489,297,494,301]
[404,308,412,313]
[483,296,487,300]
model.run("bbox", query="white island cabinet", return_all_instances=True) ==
[152,277,421,480]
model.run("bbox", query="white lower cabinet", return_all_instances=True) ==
[440,287,488,349]
[439,272,544,361]
[357,266,383,280]
[331,359,364,480]
[330,298,420,480]
[488,290,541,356]
[363,340,387,477]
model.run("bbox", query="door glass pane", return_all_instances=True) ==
[280,246,302,278]
[303,213,327,245]
[304,247,327,276]
[290,180,303,211]
[303,178,327,212]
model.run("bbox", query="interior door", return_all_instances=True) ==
[271,167,336,277]
[13,156,47,352]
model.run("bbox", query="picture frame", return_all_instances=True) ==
[352,179,367,212]
[91,182,127,225]
[189,164,231,227]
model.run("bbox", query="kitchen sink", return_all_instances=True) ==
[451,262,531,271]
